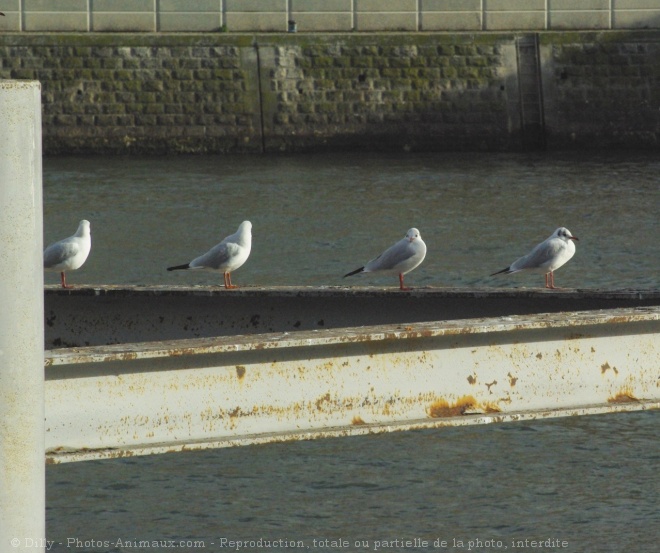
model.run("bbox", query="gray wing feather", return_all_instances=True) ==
[44,240,79,268]
[190,241,233,269]
[511,239,562,272]
[365,240,412,271]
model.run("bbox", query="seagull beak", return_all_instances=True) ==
[570,236,579,241]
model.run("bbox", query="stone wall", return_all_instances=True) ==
[1,0,659,32]
[0,32,658,154]
[541,32,660,149]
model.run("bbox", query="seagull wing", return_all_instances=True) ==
[190,241,236,269]
[510,238,563,272]
[365,239,413,272]
[44,239,79,268]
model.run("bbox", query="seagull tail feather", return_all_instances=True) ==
[167,263,190,272]
[490,267,511,277]
[344,267,365,278]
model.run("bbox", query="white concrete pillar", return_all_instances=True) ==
[0,81,45,551]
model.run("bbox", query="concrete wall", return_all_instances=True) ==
[0,31,658,153]
[1,0,659,32]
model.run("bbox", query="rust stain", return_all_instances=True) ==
[600,362,618,375]
[236,365,246,379]
[591,347,596,353]
[608,389,639,404]
[536,352,543,359]
[352,416,366,425]
[428,395,477,418]
[467,374,477,385]
[481,401,502,413]
[228,407,243,418]
[507,372,518,387]
[486,380,497,393]
[315,393,331,411]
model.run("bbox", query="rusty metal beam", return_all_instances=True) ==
[45,306,659,464]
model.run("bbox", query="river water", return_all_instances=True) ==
[43,153,658,552]
[43,152,659,289]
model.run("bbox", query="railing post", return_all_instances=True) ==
[0,81,45,551]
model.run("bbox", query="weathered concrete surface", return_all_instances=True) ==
[1,32,658,153]
[1,2,659,32]
[44,285,660,349]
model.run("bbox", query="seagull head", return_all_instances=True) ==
[406,228,421,243]
[555,227,578,242]
[77,220,91,236]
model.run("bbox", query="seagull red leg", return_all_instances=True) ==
[399,273,411,291]
[61,271,73,289]
[224,272,237,289]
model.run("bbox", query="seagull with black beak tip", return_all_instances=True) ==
[491,227,579,289]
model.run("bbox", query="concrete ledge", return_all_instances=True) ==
[44,285,660,349]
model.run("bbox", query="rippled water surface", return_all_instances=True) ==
[43,153,659,553]
[43,152,659,289]
[47,412,659,553]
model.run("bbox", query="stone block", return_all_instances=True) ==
[0,12,20,31]
[92,13,155,32]
[613,10,660,28]
[550,11,610,29]
[484,0,545,10]
[291,0,351,11]
[291,13,353,31]
[159,13,222,32]
[23,13,87,31]
[24,0,85,10]
[615,0,660,7]
[485,12,546,30]
[225,0,286,12]
[422,0,481,9]
[356,0,416,11]
[422,12,481,31]
[91,0,152,11]
[355,13,417,31]
[158,0,219,11]
[225,13,287,32]
[551,0,608,8]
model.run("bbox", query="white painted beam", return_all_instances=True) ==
[45,306,659,464]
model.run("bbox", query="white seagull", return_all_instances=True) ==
[43,220,92,289]
[167,221,252,289]
[344,227,427,291]
[490,227,579,289]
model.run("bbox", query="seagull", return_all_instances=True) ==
[167,221,252,289]
[344,227,427,291]
[43,220,92,289]
[490,227,579,289]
